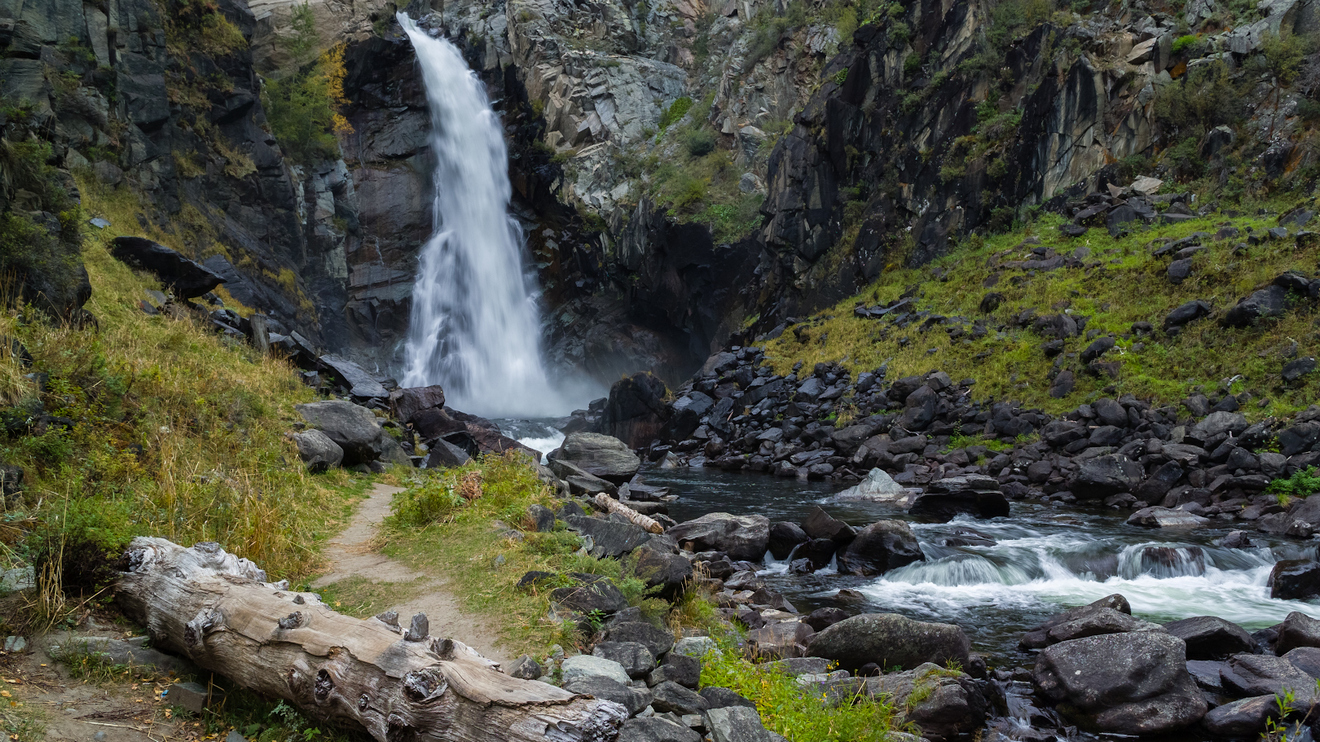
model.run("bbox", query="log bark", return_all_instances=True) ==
[592,494,663,534]
[115,538,627,742]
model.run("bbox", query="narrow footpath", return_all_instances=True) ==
[311,483,507,663]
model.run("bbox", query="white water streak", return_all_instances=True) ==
[397,15,567,417]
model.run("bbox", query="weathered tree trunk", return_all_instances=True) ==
[593,494,663,534]
[115,538,626,742]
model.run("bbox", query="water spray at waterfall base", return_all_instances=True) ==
[397,14,586,418]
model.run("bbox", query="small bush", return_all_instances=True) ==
[1171,34,1200,55]
[904,53,922,77]
[1152,60,1244,139]
[1269,466,1320,506]
[658,97,694,131]
[682,128,718,158]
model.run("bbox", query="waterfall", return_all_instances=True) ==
[396,14,566,417]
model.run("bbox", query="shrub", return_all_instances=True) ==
[169,0,248,57]
[263,43,353,163]
[904,53,922,77]
[658,96,694,131]
[682,128,717,157]
[1152,59,1244,139]
[1269,466,1320,506]
[389,453,549,528]
[1171,34,1200,55]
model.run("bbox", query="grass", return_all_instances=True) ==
[763,197,1320,418]
[699,629,899,742]
[0,174,377,633]
[314,576,430,619]
[381,454,666,657]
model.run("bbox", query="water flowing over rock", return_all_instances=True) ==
[396,15,566,417]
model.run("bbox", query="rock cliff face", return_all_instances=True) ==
[6,0,1317,388]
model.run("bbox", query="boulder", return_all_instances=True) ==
[295,400,389,466]
[704,706,774,742]
[863,663,988,742]
[650,680,707,715]
[1126,506,1210,528]
[1020,600,1159,650]
[649,652,701,689]
[616,717,701,742]
[318,354,389,401]
[109,237,224,298]
[668,513,771,561]
[548,433,641,484]
[563,514,652,558]
[1188,411,1248,443]
[700,687,757,710]
[909,476,1009,521]
[551,576,627,615]
[390,385,446,424]
[833,468,908,502]
[1069,455,1143,499]
[603,621,675,658]
[563,676,650,716]
[1274,611,1320,654]
[1284,646,1320,678]
[1202,696,1285,738]
[1269,560,1320,600]
[1162,616,1255,660]
[1220,653,1318,702]
[801,506,856,544]
[838,520,924,576]
[631,544,693,600]
[746,620,814,659]
[767,521,809,560]
[561,654,631,686]
[1222,285,1288,327]
[1032,632,1207,734]
[808,613,971,671]
[1164,299,1213,331]
[293,429,343,472]
[603,373,670,449]
[592,641,656,679]
[424,439,472,468]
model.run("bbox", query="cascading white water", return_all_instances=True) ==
[397,14,567,417]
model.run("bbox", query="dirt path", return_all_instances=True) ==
[311,483,507,663]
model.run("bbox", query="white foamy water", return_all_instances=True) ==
[397,15,570,417]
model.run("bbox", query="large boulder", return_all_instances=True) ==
[602,373,670,449]
[909,476,1009,521]
[1202,695,1285,738]
[863,663,988,742]
[1032,632,1207,734]
[1162,616,1255,660]
[667,513,770,561]
[295,400,390,466]
[389,385,446,424]
[616,717,701,742]
[1069,455,1143,499]
[1274,611,1320,654]
[1270,560,1320,600]
[838,520,925,576]
[109,237,225,298]
[1220,653,1318,702]
[1222,285,1288,327]
[808,613,971,671]
[833,468,909,502]
[548,433,641,484]
[767,521,809,560]
[703,706,774,742]
[292,429,343,472]
[318,354,389,401]
[1020,599,1160,650]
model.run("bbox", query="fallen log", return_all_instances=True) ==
[592,494,663,534]
[116,537,627,742]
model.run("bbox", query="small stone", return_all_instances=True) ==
[167,681,210,713]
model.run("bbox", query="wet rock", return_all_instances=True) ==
[909,475,1009,521]
[864,663,988,742]
[1284,647,1320,678]
[1274,612,1320,655]
[1269,560,1320,600]
[1020,601,1160,650]
[668,513,771,561]
[1202,695,1284,738]
[109,237,225,298]
[1220,653,1317,701]
[548,433,642,484]
[1162,616,1255,660]
[1126,506,1210,528]
[1032,632,1206,734]
[833,468,908,502]
[293,429,343,472]
[767,522,809,560]
[808,613,971,672]
[838,520,924,576]
[801,506,857,545]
